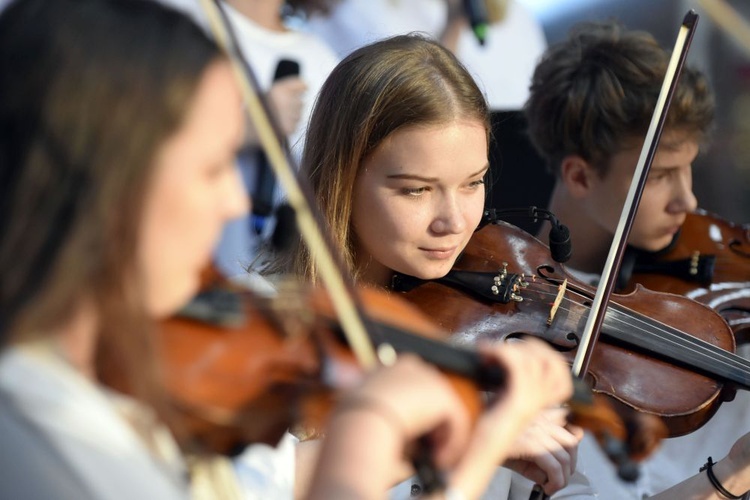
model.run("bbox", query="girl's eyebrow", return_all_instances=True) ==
[386,165,489,182]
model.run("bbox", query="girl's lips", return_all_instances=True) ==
[419,246,457,259]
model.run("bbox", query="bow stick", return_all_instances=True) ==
[197,0,378,369]
[196,0,455,493]
[571,10,700,377]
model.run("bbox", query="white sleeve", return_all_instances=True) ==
[389,467,512,499]
[507,446,599,499]
[233,432,298,500]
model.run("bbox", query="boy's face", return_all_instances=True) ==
[585,131,699,252]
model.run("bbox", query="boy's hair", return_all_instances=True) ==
[524,21,714,176]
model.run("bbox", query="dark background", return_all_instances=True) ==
[488,0,750,235]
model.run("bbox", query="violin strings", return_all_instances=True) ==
[604,308,750,388]
[517,280,750,389]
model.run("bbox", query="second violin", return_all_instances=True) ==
[624,209,750,340]
[156,264,657,471]
[393,220,750,437]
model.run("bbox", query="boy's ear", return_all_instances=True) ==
[560,154,596,199]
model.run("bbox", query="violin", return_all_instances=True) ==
[155,268,487,455]
[623,209,750,340]
[392,219,750,437]
[154,265,663,482]
[181,1,663,489]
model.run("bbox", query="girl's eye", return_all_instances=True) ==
[401,187,427,196]
[468,178,486,188]
[206,164,226,180]
[206,160,233,181]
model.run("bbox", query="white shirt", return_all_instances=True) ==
[0,343,189,500]
[214,4,340,277]
[222,3,340,158]
[233,432,298,500]
[156,0,341,276]
[306,0,547,109]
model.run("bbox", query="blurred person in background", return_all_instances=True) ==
[525,20,750,500]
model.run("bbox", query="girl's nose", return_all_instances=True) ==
[430,195,467,235]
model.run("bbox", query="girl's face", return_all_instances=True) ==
[351,120,488,286]
[139,60,248,317]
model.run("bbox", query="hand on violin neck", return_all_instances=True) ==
[308,354,472,498]
[482,339,574,423]
[502,408,584,495]
[308,340,572,500]
[338,354,472,460]
[447,340,574,499]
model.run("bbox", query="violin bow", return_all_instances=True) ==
[698,0,750,58]
[571,11,700,377]
[196,0,456,493]
[196,0,379,369]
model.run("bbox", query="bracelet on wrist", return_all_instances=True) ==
[700,456,744,499]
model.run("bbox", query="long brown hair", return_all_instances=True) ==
[284,34,490,283]
[0,0,222,401]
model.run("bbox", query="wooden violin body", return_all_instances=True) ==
[158,281,351,454]
[394,221,746,437]
[625,209,750,340]
[154,265,661,476]
[156,272,494,455]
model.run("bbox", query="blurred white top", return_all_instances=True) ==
[306,0,547,110]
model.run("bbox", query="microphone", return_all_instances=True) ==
[270,203,298,254]
[252,58,301,235]
[483,206,573,263]
[462,0,489,46]
[548,222,572,263]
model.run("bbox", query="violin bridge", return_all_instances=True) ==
[547,278,567,326]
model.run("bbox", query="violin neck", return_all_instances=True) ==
[360,318,506,390]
